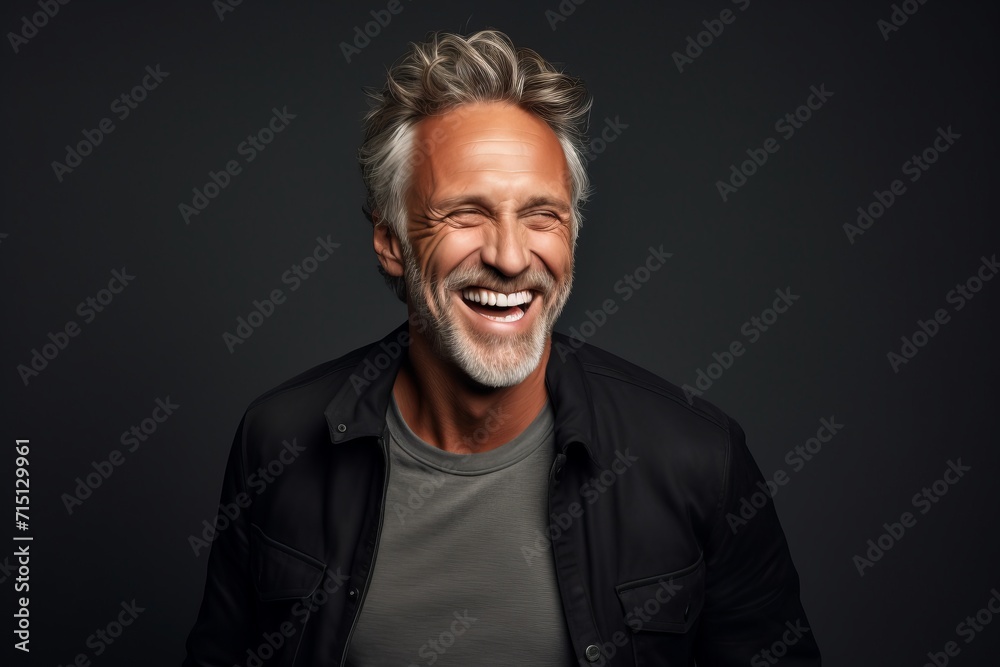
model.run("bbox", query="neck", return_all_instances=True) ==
[392,323,551,455]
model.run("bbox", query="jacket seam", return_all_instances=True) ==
[249,361,363,412]
[696,582,796,643]
[238,414,250,516]
[249,523,328,572]
[237,414,255,631]
[580,363,729,431]
[615,551,705,592]
[707,416,737,543]
[579,361,735,538]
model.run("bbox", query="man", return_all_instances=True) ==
[184,30,821,666]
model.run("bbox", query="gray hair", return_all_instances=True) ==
[358,29,593,303]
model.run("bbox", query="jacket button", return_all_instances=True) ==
[348,587,358,598]
[585,644,601,662]
[337,423,347,433]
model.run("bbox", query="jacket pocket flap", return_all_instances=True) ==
[615,553,705,633]
[250,523,327,601]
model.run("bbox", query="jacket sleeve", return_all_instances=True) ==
[693,416,821,665]
[183,414,258,665]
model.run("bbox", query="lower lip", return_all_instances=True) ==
[455,291,539,330]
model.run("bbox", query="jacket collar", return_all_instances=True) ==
[323,320,605,469]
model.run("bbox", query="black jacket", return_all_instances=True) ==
[184,320,821,666]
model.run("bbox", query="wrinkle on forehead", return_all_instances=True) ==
[410,103,570,207]
[416,103,563,158]
[455,134,546,151]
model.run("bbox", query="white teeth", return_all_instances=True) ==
[461,287,535,307]
[480,308,525,322]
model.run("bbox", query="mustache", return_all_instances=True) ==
[444,268,556,295]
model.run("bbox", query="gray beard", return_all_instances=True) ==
[402,245,573,388]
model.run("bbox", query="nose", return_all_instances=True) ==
[479,217,531,279]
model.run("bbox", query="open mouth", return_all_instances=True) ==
[459,287,536,323]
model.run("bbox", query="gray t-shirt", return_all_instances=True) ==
[345,394,575,666]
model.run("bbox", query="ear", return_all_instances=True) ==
[373,217,405,278]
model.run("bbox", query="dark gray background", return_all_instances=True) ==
[2,0,998,664]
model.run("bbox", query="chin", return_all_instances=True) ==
[442,309,549,388]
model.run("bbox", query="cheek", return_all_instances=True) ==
[530,232,573,278]
[414,228,484,281]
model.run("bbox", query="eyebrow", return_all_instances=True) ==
[434,195,571,214]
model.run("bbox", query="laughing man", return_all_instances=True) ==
[184,29,821,666]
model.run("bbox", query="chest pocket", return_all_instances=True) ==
[250,523,327,601]
[614,553,705,665]
[248,524,328,666]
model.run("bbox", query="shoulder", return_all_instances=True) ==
[557,331,736,437]
[237,338,373,453]
[555,333,743,516]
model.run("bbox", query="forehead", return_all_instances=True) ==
[411,102,570,197]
